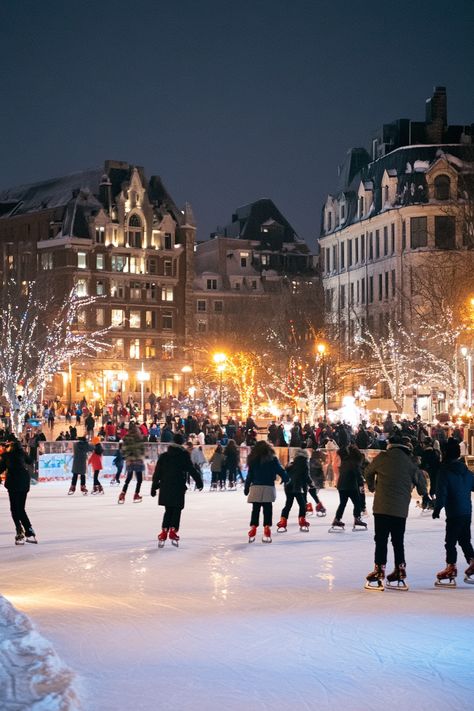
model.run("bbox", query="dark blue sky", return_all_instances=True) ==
[2,0,474,247]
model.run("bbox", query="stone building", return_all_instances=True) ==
[0,160,195,402]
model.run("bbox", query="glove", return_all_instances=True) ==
[150,489,156,498]
[432,509,440,519]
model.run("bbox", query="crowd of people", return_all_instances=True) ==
[1,403,474,590]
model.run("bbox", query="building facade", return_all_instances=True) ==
[0,160,196,402]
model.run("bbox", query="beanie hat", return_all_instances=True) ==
[173,433,185,445]
[295,448,309,459]
[445,437,461,461]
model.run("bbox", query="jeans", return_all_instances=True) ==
[122,469,143,494]
[373,514,406,566]
[445,515,474,564]
[9,490,33,534]
[250,502,273,527]
[162,507,182,530]
[281,492,306,518]
[335,490,361,520]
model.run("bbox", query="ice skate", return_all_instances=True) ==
[435,563,457,588]
[118,491,126,504]
[276,517,287,532]
[316,502,327,517]
[158,529,168,548]
[353,517,368,532]
[15,529,25,545]
[306,502,314,516]
[329,518,345,533]
[248,525,257,543]
[91,485,100,495]
[386,564,409,591]
[364,564,385,591]
[464,559,474,584]
[262,525,272,543]
[169,528,180,547]
[80,485,88,496]
[25,529,38,544]
[299,516,310,532]
[133,493,142,503]
[68,485,76,495]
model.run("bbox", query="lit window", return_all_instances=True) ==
[96,308,104,326]
[111,255,127,272]
[164,260,172,276]
[41,253,53,270]
[145,310,156,328]
[162,340,175,359]
[77,252,87,269]
[240,251,249,268]
[78,309,86,325]
[96,253,104,270]
[76,279,88,297]
[145,338,156,358]
[112,338,124,357]
[111,309,125,328]
[161,286,174,302]
[95,227,105,244]
[130,338,140,359]
[261,254,269,266]
[145,282,157,301]
[130,282,141,299]
[96,280,105,296]
[129,256,141,274]
[129,310,141,329]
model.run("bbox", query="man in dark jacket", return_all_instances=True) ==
[151,433,203,546]
[364,433,427,589]
[69,437,92,495]
[0,436,36,543]
[420,437,441,502]
[433,438,474,585]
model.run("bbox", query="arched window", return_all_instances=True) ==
[127,214,143,248]
[434,174,450,201]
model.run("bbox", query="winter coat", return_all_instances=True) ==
[72,440,92,475]
[285,456,312,494]
[435,459,474,518]
[85,414,95,431]
[160,426,173,443]
[112,449,124,468]
[223,447,240,471]
[420,448,440,477]
[245,456,287,503]
[122,431,145,469]
[88,443,103,471]
[151,443,203,509]
[210,451,225,473]
[0,445,33,493]
[337,457,362,492]
[365,444,427,519]
[355,428,370,450]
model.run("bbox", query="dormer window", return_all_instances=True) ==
[434,174,450,201]
[340,202,346,222]
[327,211,332,231]
[127,214,143,248]
[384,185,389,203]
[358,196,364,218]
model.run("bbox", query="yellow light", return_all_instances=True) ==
[216,363,226,373]
[461,346,468,357]
[213,352,227,364]
[181,365,192,373]
[317,343,326,355]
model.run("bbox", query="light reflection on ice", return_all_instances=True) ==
[316,555,335,591]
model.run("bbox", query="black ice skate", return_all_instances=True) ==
[435,563,457,588]
[353,517,368,532]
[25,529,38,544]
[464,559,474,584]
[386,564,409,591]
[365,564,385,591]
[15,529,25,545]
[329,519,345,533]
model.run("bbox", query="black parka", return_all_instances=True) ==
[151,444,203,509]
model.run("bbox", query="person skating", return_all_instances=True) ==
[151,433,203,547]
[88,438,104,494]
[69,437,92,495]
[223,439,240,489]
[330,445,367,532]
[118,423,145,503]
[112,443,124,485]
[0,435,37,544]
[307,449,327,516]
[277,448,312,532]
[209,444,225,490]
[364,432,427,590]
[244,441,287,543]
[432,438,474,587]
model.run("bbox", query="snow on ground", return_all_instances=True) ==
[1,482,473,711]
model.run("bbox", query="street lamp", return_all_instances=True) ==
[136,363,150,421]
[317,343,327,421]
[213,352,227,424]
[181,365,192,393]
[117,370,128,400]
[460,347,472,409]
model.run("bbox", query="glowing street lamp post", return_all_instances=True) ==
[213,353,227,424]
[461,347,472,409]
[136,364,150,421]
[317,343,327,421]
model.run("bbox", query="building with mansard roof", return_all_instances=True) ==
[0,160,195,403]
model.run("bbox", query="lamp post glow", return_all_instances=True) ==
[136,364,150,421]
[181,365,192,393]
[317,343,327,420]
[213,353,227,424]
[461,347,472,409]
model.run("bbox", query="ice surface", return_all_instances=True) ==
[1,483,473,711]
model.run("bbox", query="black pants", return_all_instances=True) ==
[122,469,143,494]
[373,514,406,566]
[336,490,361,520]
[281,492,306,518]
[162,507,182,530]
[93,470,101,487]
[308,487,321,505]
[114,465,123,483]
[71,472,86,487]
[9,490,32,534]
[250,502,272,527]
[445,515,474,564]
[227,467,237,485]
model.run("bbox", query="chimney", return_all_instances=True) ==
[425,86,447,143]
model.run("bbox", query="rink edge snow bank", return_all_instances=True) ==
[0,594,79,710]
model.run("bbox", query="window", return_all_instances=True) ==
[163,259,172,276]
[326,249,330,272]
[356,280,360,304]
[261,254,270,266]
[197,300,207,312]
[340,284,345,309]
[327,211,332,231]
[391,270,396,297]
[78,309,86,326]
[207,279,217,290]
[358,196,364,218]
[355,237,359,264]
[234,281,241,290]
[332,245,337,271]
[111,338,124,358]
[341,202,346,221]
[361,234,365,261]
[129,256,141,274]
[145,310,156,328]
[162,341,175,359]
[375,230,380,259]
[350,282,354,305]
[130,338,140,359]
[162,312,173,329]
[95,227,105,244]
[96,280,105,296]
[96,308,104,326]
[383,226,388,255]
[111,255,127,272]
[77,251,87,269]
[130,281,141,299]
[161,286,173,302]
[251,280,258,289]
[110,280,125,299]
[385,271,389,299]
[214,301,223,313]
[127,214,142,248]
[164,233,173,249]
[96,253,104,270]
[197,320,207,333]
[76,279,87,297]
[410,217,428,249]
[145,338,156,358]
[348,240,353,267]
[391,224,395,253]
[41,252,53,270]
[434,174,450,201]
[435,216,455,249]
[340,242,345,270]
[129,310,141,329]
[378,273,383,301]
[145,282,157,301]
[111,309,125,328]
[147,258,157,274]
[240,251,249,268]
[402,221,406,250]
[384,185,389,203]
[369,233,373,260]
[369,276,374,303]
[361,278,366,304]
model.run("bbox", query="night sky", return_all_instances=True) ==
[2,0,474,248]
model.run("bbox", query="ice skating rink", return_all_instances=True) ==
[1,482,473,711]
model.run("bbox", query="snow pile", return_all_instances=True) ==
[0,595,79,710]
